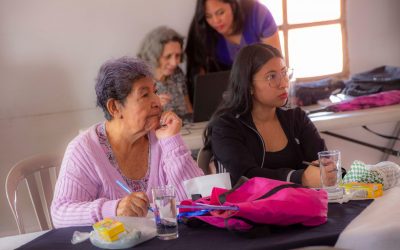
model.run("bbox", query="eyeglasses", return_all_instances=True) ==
[254,68,294,88]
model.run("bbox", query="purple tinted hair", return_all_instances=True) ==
[95,56,153,120]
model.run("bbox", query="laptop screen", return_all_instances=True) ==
[192,71,230,122]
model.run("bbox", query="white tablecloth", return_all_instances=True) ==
[335,185,400,250]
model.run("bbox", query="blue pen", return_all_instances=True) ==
[116,180,132,194]
[115,180,154,212]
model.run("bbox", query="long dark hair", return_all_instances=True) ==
[203,43,283,149]
[185,0,255,101]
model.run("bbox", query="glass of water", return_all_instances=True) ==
[318,150,343,200]
[152,186,178,240]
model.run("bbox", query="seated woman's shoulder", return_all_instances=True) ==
[211,112,244,129]
[279,107,306,114]
[278,107,309,122]
[66,123,101,151]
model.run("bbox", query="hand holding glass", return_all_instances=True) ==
[318,150,343,200]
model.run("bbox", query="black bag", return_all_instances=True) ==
[295,78,345,106]
[343,66,400,97]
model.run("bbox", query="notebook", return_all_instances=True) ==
[192,71,230,122]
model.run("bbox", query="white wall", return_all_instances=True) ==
[325,0,400,167]
[0,0,399,237]
[0,0,196,236]
[347,0,400,73]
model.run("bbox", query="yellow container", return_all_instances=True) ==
[93,218,125,242]
[341,182,383,199]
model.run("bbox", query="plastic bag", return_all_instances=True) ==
[89,225,141,249]
[343,160,400,190]
[71,216,157,249]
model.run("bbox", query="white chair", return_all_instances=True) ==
[196,147,217,175]
[5,154,62,234]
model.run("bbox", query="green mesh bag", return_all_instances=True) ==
[343,160,400,190]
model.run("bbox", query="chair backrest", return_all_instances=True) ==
[197,147,217,175]
[5,154,62,234]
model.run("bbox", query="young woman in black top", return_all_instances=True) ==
[204,43,331,187]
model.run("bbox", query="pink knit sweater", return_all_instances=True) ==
[51,123,203,228]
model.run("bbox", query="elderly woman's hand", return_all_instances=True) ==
[116,192,149,217]
[155,111,182,139]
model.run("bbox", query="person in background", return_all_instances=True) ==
[138,26,193,121]
[204,43,333,187]
[185,0,281,101]
[51,57,203,228]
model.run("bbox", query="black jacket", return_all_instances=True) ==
[210,107,326,185]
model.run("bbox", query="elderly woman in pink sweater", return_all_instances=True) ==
[51,57,203,228]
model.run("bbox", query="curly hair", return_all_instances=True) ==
[95,56,153,120]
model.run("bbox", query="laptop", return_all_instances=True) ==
[192,71,230,122]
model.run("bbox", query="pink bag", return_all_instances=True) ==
[329,90,400,112]
[179,177,328,231]
[309,90,400,114]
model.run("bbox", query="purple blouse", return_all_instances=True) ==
[216,1,278,67]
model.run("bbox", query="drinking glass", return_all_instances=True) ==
[152,186,178,240]
[318,150,343,200]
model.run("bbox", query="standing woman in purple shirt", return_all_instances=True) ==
[51,57,203,228]
[185,0,281,101]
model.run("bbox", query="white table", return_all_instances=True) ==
[335,185,400,250]
[0,230,48,249]
[181,104,400,150]
[307,104,400,131]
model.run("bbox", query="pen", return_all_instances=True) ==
[115,180,154,212]
[116,180,132,194]
[302,161,319,167]
[177,204,239,211]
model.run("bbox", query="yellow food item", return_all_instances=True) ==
[341,182,383,199]
[93,218,125,242]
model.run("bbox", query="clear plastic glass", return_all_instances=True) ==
[152,186,178,240]
[318,150,343,200]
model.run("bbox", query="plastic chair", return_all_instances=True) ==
[5,154,62,234]
[196,147,217,175]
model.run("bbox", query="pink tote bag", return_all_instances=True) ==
[179,177,328,231]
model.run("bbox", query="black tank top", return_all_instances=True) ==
[263,140,302,170]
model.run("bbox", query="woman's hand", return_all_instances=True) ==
[155,111,182,139]
[301,165,321,188]
[320,160,339,186]
[302,161,339,188]
[158,93,172,107]
[116,192,149,217]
